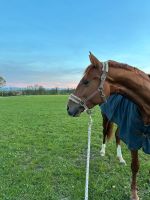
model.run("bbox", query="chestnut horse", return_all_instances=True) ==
[67,53,150,200]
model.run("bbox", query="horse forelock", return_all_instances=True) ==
[84,64,96,75]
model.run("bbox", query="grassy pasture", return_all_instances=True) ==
[0,95,149,200]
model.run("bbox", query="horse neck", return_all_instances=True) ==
[107,61,150,124]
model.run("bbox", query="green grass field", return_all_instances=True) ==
[0,95,149,200]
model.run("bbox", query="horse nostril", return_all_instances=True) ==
[67,105,72,116]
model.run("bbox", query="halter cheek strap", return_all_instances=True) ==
[99,61,109,101]
[68,61,109,112]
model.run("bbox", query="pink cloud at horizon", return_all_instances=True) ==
[6,81,78,88]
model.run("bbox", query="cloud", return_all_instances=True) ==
[0,59,83,88]
[6,81,78,88]
[1,51,149,89]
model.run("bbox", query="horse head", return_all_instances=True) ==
[67,52,110,117]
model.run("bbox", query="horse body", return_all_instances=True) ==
[101,94,150,154]
[100,73,150,160]
[67,53,150,200]
[106,61,150,124]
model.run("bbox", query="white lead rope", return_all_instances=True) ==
[84,113,93,200]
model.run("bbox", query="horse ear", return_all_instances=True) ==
[89,52,101,68]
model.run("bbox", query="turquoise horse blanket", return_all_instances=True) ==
[100,94,150,154]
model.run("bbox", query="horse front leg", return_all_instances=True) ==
[100,112,114,156]
[115,128,126,164]
[131,150,140,200]
[100,126,107,157]
[100,113,108,156]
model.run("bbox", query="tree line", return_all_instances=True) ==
[0,85,75,96]
[0,77,75,96]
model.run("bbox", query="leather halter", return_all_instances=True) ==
[69,61,109,112]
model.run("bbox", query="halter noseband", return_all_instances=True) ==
[69,61,109,112]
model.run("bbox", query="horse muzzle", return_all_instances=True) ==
[67,100,84,117]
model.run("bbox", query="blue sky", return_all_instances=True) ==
[0,0,150,88]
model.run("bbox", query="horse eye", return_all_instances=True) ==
[83,80,89,85]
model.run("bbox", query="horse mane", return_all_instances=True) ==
[109,60,133,71]
[109,60,150,81]
[84,61,150,81]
